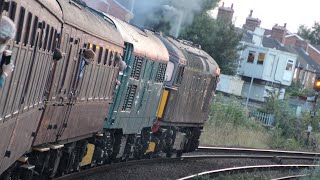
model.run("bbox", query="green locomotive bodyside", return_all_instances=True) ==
[105,43,167,134]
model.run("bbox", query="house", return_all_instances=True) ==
[238,27,297,102]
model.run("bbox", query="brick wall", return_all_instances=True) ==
[284,36,297,46]
[308,46,320,64]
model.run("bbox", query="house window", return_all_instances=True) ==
[247,51,255,63]
[286,60,294,71]
[257,53,265,65]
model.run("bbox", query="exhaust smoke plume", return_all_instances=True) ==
[131,0,206,37]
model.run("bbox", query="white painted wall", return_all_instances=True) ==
[216,74,244,96]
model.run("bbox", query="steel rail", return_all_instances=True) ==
[177,164,319,180]
[182,154,319,161]
[198,146,320,157]
[271,174,308,180]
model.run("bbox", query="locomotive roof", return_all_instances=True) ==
[57,0,124,47]
[157,35,187,66]
[178,40,220,77]
[105,15,169,63]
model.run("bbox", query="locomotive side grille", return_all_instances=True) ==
[155,63,167,83]
[130,56,143,80]
[121,85,137,111]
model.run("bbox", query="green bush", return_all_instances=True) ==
[209,94,262,130]
[301,161,320,180]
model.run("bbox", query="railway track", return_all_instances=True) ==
[54,146,320,179]
[197,146,320,157]
[178,164,318,180]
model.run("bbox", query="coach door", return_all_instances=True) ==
[32,25,79,145]
[54,29,84,141]
[0,0,63,173]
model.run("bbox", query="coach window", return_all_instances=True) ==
[23,12,32,45]
[8,1,17,21]
[165,61,174,82]
[247,51,255,63]
[43,24,50,50]
[257,53,265,65]
[109,51,114,66]
[74,38,80,58]
[92,44,97,52]
[39,21,46,49]
[103,49,109,65]
[30,16,38,47]
[15,6,25,44]
[97,47,103,64]
[48,27,54,51]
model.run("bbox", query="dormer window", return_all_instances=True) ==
[257,53,265,65]
[286,60,294,71]
[247,51,255,63]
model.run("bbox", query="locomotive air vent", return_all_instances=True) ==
[122,85,137,111]
[130,56,144,80]
[156,63,167,83]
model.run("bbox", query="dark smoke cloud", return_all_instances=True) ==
[131,0,206,37]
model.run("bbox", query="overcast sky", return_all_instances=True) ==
[211,0,320,33]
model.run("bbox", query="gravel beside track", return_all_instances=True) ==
[73,156,313,180]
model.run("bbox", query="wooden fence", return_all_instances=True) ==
[250,111,274,127]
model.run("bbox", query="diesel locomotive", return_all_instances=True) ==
[0,0,220,179]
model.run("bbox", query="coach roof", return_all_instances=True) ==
[106,15,169,63]
[57,0,124,47]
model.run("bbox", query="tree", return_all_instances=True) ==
[179,13,242,75]
[298,22,320,45]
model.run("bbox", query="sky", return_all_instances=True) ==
[211,0,320,33]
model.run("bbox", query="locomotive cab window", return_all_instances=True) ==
[174,66,185,85]
[165,61,174,82]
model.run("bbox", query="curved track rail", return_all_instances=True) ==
[198,146,320,157]
[271,174,308,180]
[178,164,318,180]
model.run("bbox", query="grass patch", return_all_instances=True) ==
[201,93,320,151]
[201,94,270,148]
[201,123,270,149]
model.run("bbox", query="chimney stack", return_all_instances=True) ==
[217,2,234,24]
[243,10,261,31]
[271,23,287,44]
